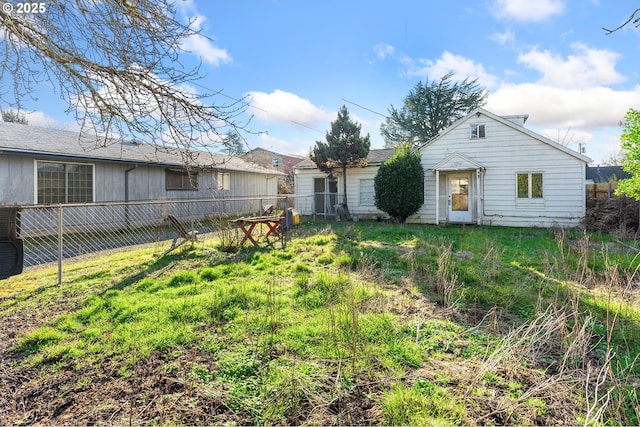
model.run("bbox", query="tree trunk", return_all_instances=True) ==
[341,165,352,221]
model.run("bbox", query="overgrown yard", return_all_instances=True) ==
[1,221,639,425]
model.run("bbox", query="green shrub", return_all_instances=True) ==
[374,143,424,223]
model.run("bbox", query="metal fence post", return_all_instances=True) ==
[57,206,63,284]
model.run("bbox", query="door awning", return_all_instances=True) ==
[433,153,484,226]
[432,151,485,172]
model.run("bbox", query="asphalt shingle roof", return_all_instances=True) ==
[294,148,394,169]
[0,121,281,175]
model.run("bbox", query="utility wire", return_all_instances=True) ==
[192,83,388,135]
[341,98,387,118]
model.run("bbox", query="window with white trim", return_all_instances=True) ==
[517,172,543,199]
[36,160,93,204]
[359,179,375,206]
[217,172,231,190]
[470,124,486,139]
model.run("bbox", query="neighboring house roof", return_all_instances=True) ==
[281,153,306,175]
[295,148,395,169]
[419,107,592,164]
[585,165,630,183]
[241,147,305,175]
[0,121,282,175]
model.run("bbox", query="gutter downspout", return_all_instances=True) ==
[124,164,138,228]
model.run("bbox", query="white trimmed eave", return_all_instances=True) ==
[419,107,592,165]
[431,151,486,172]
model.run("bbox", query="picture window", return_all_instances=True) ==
[37,161,93,204]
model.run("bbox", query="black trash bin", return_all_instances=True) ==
[284,208,293,229]
[0,207,23,280]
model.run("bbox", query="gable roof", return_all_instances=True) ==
[420,107,592,164]
[295,148,394,169]
[0,121,282,175]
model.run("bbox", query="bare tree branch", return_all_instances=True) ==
[0,1,253,160]
[603,8,640,34]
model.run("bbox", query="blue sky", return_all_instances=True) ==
[17,0,640,164]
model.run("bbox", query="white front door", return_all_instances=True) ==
[448,174,473,223]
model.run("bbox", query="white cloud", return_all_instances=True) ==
[175,1,232,67]
[374,42,395,59]
[74,66,201,123]
[486,83,639,130]
[597,133,626,164]
[486,83,637,164]
[372,37,629,163]
[490,29,516,46]
[483,41,632,163]
[180,15,232,67]
[490,0,565,22]
[375,44,499,88]
[246,90,334,128]
[14,111,80,132]
[517,43,625,88]
[406,51,500,89]
[22,111,60,128]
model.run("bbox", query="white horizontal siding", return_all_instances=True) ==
[294,167,387,218]
[294,169,319,215]
[345,167,387,219]
[415,114,587,227]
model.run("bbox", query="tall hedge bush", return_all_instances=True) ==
[374,143,424,223]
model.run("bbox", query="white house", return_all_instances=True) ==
[294,149,393,219]
[416,108,591,227]
[294,108,592,228]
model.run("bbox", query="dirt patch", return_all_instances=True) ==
[583,197,640,236]
[2,349,243,426]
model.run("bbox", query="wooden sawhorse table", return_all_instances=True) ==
[233,215,284,247]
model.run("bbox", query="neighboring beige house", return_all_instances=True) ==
[241,147,305,193]
[294,108,592,227]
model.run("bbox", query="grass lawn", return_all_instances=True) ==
[1,220,639,425]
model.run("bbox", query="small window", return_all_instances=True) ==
[517,172,543,199]
[37,161,94,204]
[272,158,280,168]
[470,124,486,139]
[217,172,230,190]
[359,179,375,206]
[166,169,198,191]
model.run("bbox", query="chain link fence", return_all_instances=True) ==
[0,194,331,284]
[6,195,320,283]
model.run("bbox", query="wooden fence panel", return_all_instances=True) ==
[586,183,618,199]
